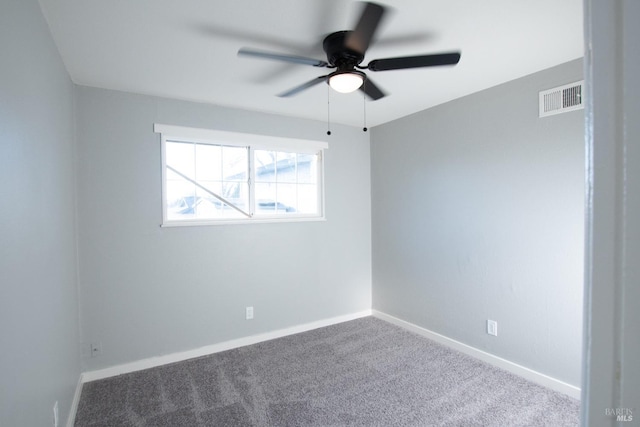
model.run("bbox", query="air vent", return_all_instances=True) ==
[539,80,584,117]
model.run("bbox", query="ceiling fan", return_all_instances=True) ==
[237,1,461,101]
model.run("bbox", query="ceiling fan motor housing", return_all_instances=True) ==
[238,2,460,101]
[323,31,364,71]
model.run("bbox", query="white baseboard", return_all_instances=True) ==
[66,374,84,427]
[82,310,372,383]
[372,310,581,400]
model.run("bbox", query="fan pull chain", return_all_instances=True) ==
[327,84,332,136]
[363,81,368,132]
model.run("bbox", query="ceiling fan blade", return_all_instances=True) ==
[345,2,386,55]
[367,52,461,71]
[360,77,386,100]
[277,76,328,97]
[238,48,328,67]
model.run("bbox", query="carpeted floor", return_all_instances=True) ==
[74,316,580,426]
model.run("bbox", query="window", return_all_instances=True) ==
[155,124,327,225]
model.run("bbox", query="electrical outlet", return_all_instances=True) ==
[90,342,102,358]
[487,320,498,336]
[53,401,59,427]
[246,306,254,320]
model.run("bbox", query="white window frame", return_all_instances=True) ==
[155,124,328,226]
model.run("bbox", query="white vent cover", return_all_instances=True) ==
[539,80,584,117]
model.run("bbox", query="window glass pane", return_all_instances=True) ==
[219,204,247,219]
[166,141,195,177]
[297,153,317,184]
[222,182,249,212]
[297,184,318,214]
[194,189,222,219]
[166,180,196,220]
[255,150,276,183]
[195,144,222,181]
[235,182,250,209]
[276,152,296,183]
[255,182,277,215]
[197,180,222,196]
[194,189,245,219]
[276,183,297,213]
[223,146,248,182]
[166,167,184,182]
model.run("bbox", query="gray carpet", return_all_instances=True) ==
[74,317,580,426]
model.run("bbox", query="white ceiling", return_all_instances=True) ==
[38,0,583,127]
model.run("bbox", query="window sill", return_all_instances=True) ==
[160,216,326,227]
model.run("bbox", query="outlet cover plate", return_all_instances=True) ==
[487,320,498,336]
[90,342,102,358]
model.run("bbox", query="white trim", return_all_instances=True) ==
[160,216,327,227]
[154,124,329,153]
[82,310,371,383]
[66,374,84,427]
[581,2,640,424]
[372,310,581,400]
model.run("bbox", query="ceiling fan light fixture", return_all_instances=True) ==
[329,71,364,93]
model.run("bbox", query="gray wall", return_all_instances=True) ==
[371,59,584,386]
[75,86,372,371]
[0,1,81,426]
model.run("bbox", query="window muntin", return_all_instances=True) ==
[156,124,326,225]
